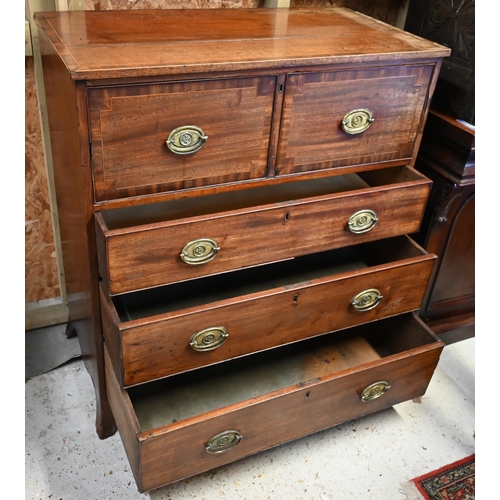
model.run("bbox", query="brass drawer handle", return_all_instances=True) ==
[166,125,208,154]
[347,209,378,234]
[361,381,391,402]
[190,326,228,352]
[341,109,374,135]
[180,238,220,265]
[351,288,383,312]
[206,430,242,454]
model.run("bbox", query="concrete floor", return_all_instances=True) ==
[25,337,474,500]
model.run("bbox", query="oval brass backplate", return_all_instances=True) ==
[341,109,374,135]
[180,238,220,265]
[189,326,228,352]
[361,381,391,402]
[351,288,383,312]
[347,209,378,234]
[166,125,208,154]
[205,430,242,454]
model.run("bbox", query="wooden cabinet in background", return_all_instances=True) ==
[411,108,475,343]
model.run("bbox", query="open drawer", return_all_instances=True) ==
[102,236,436,387]
[95,166,431,295]
[105,313,444,492]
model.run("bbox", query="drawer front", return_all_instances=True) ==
[102,237,436,387]
[105,314,444,492]
[89,76,276,201]
[96,172,431,295]
[276,65,434,175]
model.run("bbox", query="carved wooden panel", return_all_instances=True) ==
[405,0,475,123]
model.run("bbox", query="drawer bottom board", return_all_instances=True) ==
[105,313,444,492]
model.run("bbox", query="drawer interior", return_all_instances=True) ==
[127,313,438,432]
[112,236,427,321]
[99,166,424,230]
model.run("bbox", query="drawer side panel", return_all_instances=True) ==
[104,348,142,488]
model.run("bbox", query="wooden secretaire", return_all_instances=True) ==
[35,8,450,492]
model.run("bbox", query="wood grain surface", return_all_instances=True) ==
[34,9,449,80]
[104,313,443,492]
[102,237,436,387]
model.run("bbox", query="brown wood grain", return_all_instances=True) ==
[104,313,443,492]
[89,76,275,201]
[97,167,431,294]
[412,108,475,324]
[34,9,451,491]
[102,238,436,386]
[34,9,449,80]
[276,65,435,175]
[104,347,141,485]
[38,30,116,438]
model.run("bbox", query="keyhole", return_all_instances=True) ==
[284,211,290,223]
[293,294,299,304]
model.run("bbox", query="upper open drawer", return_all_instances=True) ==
[95,166,431,295]
[88,76,276,202]
[276,65,434,175]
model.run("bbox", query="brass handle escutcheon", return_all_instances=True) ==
[351,288,383,312]
[205,430,242,454]
[180,238,220,265]
[190,326,228,352]
[361,381,391,402]
[341,109,374,135]
[166,125,208,154]
[347,209,378,234]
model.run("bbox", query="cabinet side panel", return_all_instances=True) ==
[38,29,116,438]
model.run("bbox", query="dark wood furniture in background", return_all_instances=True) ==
[411,108,475,344]
[405,0,475,125]
[404,0,475,344]
[35,8,450,492]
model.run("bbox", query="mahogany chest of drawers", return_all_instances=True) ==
[35,8,450,493]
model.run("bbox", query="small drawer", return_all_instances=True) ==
[102,236,436,387]
[88,76,276,202]
[105,313,444,492]
[276,65,434,175]
[96,166,431,294]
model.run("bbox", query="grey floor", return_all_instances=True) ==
[25,333,475,500]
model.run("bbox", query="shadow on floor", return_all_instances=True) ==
[25,323,81,381]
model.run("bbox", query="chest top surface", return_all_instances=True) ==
[34,8,449,80]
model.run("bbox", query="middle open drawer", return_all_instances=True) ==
[101,236,436,388]
[95,165,431,295]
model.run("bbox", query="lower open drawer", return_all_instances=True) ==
[105,313,444,492]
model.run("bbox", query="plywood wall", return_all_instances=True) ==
[25,57,61,303]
